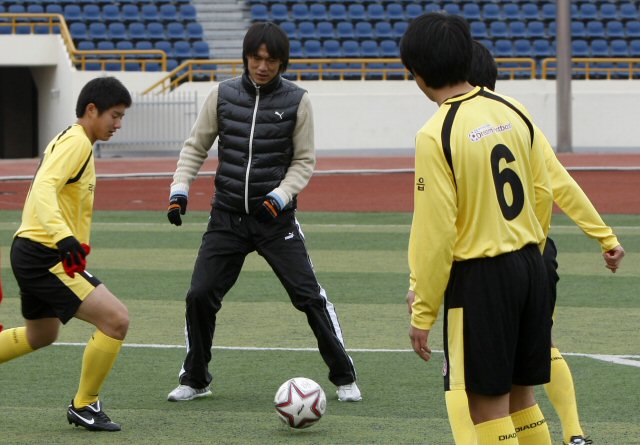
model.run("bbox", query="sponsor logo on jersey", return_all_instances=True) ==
[468,122,512,142]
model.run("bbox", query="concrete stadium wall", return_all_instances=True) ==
[4,35,640,156]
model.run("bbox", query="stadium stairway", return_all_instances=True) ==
[192,0,247,60]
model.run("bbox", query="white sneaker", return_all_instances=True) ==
[337,382,362,402]
[167,384,212,402]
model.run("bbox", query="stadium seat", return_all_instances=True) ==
[250,4,268,21]
[45,5,63,15]
[97,41,115,51]
[361,40,379,58]
[141,5,159,22]
[291,4,309,22]
[347,4,366,22]
[405,3,423,20]
[146,22,165,40]
[309,4,328,22]
[392,21,408,39]
[509,21,526,38]
[606,21,625,38]
[610,39,629,57]
[82,4,101,22]
[367,4,386,21]
[328,4,347,22]
[166,22,186,41]
[26,4,44,14]
[69,22,88,40]
[521,2,539,20]
[527,21,546,38]
[577,3,598,21]
[586,21,606,39]
[103,4,121,22]
[620,3,638,21]
[77,40,95,52]
[270,4,288,22]
[88,22,107,41]
[380,39,398,57]
[173,40,192,60]
[571,39,589,57]
[386,3,404,21]
[424,4,442,14]
[354,21,374,40]
[627,21,640,38]
[599,3,618,21]
[442,3,461,16]
[159,4,178,22]
[317,21,335,39]
[482,4,500,21]
[179,4,197,22]
[289,39,303,58]
[116,40,133,51]
[108,22,127,41]
[186,22,203,41]
[303,39,323,57]
[470,21,488,39]
[571,21,587,38]
[154,40,172,57]
[342,40,361,58]
[280,21,296,39]
[490,21,508,39]
[494,39,514,57]
[336,21,355,40]
[462,3,481,21]
[322,39,342,58]
[192,41,210,59]
[298,21,316,40]
[120,5,139,23]
[63,4,82,23]
[374,21,393,40]
[590,39,609,57]
[513,39,532,57]
[128,22,146,40]
[532,39,553,58]
[502,3,521,20]
[629,39,640,57]
[541,3,556,21]
[8,4,25,14]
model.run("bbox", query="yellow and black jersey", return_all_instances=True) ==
[15,124,95,248]
[409,86,553,330]
[539,129,619,252]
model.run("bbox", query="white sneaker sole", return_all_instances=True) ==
[167,389,212,402]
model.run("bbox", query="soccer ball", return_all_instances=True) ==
[274,377,326,429]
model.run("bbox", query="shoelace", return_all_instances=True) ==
[93,410,113,423]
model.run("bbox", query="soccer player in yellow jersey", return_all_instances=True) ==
[401,13,555,444]
[427,39,625,445]
[0,77,131,432]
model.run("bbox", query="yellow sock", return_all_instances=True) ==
[512,404,551,445]
[74,330,123,408]
[445,390,476,445]
[476,416,518,444]
[0,327,34,364]
[544,347,584,443]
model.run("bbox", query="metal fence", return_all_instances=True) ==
[95,91,199,157]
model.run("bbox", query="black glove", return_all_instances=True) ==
[253,194,282,223]
[56,236,88,271]
[168,194,188,226]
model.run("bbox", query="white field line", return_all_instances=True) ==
[52,342,640,368]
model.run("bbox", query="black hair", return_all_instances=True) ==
[469,40,497,91]
[75,76,132,118]
[399,12,472,89]
[242,22,290,73]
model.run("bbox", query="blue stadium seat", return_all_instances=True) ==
[186,22,203,41]
[82,4,101,22]
[146,22,165,40]
[374,21,393,40]
[108,22,126,41]
[317,21,335,39]
[141,4,159,22]
[69,22,88,40]
[45,5,63,15]
[116,40,133,51]
[26,4,44,14]
[482,4,500,21]
[386,3,404,21]
[328,4,347,22]
[586,21,605,39]
[571,21,587,38]
[77,40,95,51]
[627,21,640,38]
[380,39,398,57]
[470,21,488,39]
[610,39,629,57]
[298,21,316,40]
[513,39,532,57]
[541,3,556,21]
[336,21,355,40]
[179,4,197,22]
[173,40,192,60]
[549,22,557,37]
[120,5,139,23]
[590,39,609,57]
[366,4,385,21]
[289,40,303,58]
[270,4,288,22]
[8,4,25,14]
[159,4,178,22]
[490,21,508,39]
[494,39,514,57]
[606,21,625,38]
[291,4,309,21]
[323,39,342,57]
[166,22,186,41]
[192,41,210,59]
[620,3,638,21]
[361,40,379,57]
[355,21,374,40]
[577,3,597,21]
[280,21,296,39]
[97,40,115,51]
[599,3,618,21]
[303,39,323,57]
[462,3,480,21]
[309,4,328,21]
[88,22,107,41]
[250,4,268,21]
[63,4,82,22]
[521,2,539,20]
[527,21,546,38]
[509,21,526,38]
[405,3,423,20]
[342,40,361,57]
[347,4,366,22]
[477,40,493,54]
[629,39,640,57]
[442,3,461,16]
[571,40,589,57]
[154,40,172,57]
[128,22,146,40]
[532,39,553,58]
[425,4,442,14]
[502,3,520,20]
[102,4,121,22]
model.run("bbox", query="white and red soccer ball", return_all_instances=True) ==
[274,377,326,429]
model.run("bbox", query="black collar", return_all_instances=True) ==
[242,72,282,96]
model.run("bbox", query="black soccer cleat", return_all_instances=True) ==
[564,436,593,445]
[67,399,121,432]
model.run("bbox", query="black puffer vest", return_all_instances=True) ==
[214,73,306,214]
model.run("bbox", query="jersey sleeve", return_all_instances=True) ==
[541,131,619,251]
[409,130,457,330]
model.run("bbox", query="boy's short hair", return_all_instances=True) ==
[469,40,497,91]
[242,22,290,73]
[400,12,472,89]
[75,77,132,118]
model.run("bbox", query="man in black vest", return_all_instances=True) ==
[166,22,361,403]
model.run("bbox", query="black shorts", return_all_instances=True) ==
[443,244,552,396]
[543,237,559,315]
[10,237,101,324]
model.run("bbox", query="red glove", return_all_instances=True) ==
[60,242,91,278]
